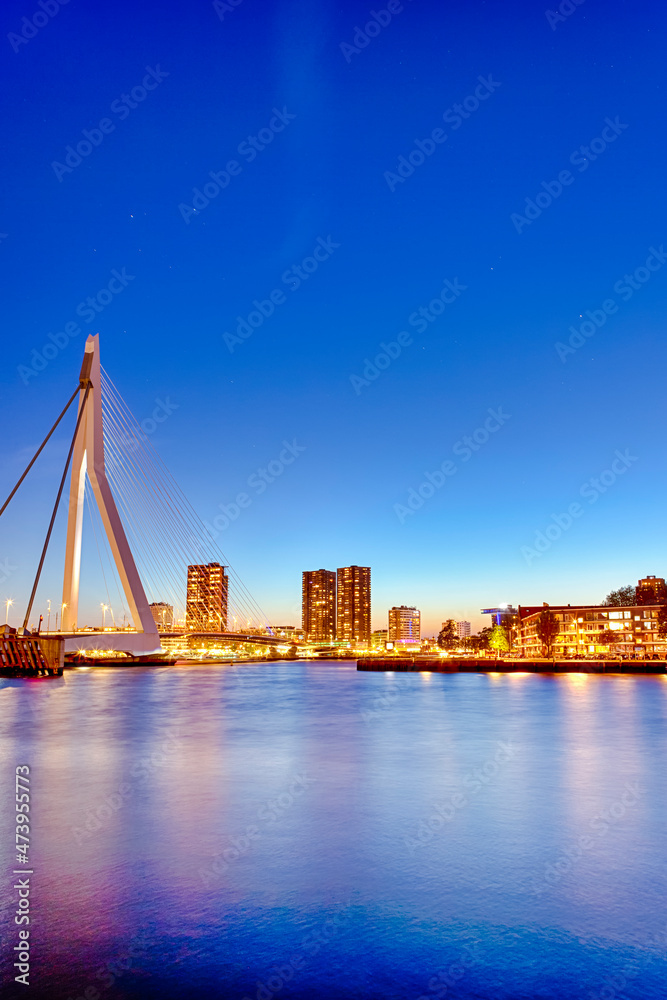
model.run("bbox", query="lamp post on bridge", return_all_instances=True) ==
[5,598,13,625]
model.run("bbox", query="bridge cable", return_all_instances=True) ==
[0,385,80,520]
[99,369,271,629]
[22,384,92,631]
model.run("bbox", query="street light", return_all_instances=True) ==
[101,604,108,629]
[60,603,67,632]
[47,599,51,633]
[5,598,13,625]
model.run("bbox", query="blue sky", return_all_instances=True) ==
[2,0,666,634]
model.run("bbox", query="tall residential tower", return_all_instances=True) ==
[337,565,371,645]
[186,563,228,631]
[302,570,336,642]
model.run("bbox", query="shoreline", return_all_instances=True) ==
[357,657,667,674]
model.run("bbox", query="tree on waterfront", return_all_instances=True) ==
[469,627,493,652]
[598,628,621,648]
[489,625,510,656]
[536,608,559,657]
[603,585,636,606]
[657,605,667,638]
[437,620,458,650]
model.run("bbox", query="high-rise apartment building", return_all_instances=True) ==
[456,620,471,639]
[388,606,421,644]
[186,563,228,631]
[636,575,667,605]
[302,570,336,642]
[337,565,371,644]
[150,602,174,629]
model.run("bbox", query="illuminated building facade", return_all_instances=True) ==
[150,602,174,629]
[518,603,666,657]
[456,620,471,639]
[636,575,667,605]
[388,606,421,645]
[302,570,336,642]
[337,565,371,644]
[481,605,518,627]
[371,629,389,649]
[186,563,228,631]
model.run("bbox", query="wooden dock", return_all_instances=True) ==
[0,627,64,678]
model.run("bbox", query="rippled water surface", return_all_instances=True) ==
[1,662,667,999]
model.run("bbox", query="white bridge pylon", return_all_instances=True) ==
[61,335,162,655]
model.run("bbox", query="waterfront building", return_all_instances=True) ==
[150,602,174,629]
[388,606,421,645]
[302,570,336,642]
[186,563,228,631]
[481,605,518,626]
[371,629,389,649]
[456,620,471,639]
[337,565,371,644]
[518,602,666,657]
[273,625,303,641]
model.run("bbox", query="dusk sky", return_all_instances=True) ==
[2,0,666,635]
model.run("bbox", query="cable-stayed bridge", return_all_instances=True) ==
[2,335,279,659]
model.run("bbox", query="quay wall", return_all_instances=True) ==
[357,657,667,674]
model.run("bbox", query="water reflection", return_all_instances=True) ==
[1,666,666,999]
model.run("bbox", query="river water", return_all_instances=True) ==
[1,662,666,999]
